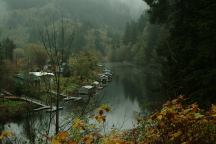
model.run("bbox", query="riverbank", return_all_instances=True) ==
[0,99,37,123]
[0,64,165,143]
[48,96,216,144]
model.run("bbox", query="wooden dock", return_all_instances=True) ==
[63,96,82,102]
[46,106,63,112]
[20,97,64,112]
[3,95,64,112]
[20,96,47,108]
[34,106,51,111]
[49,91,82,102]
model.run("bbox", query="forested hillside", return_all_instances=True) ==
[1,0,216,143]
[0,0,146,58]
[115,0,216,106]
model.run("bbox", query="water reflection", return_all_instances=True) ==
[1,63,165,142]
[98,63,163,130]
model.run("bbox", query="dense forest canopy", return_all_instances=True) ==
[0,0,147,39]
[0,0,147,60]
[0,0,148,102]
[116,0,216,106]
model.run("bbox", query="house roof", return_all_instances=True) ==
[29,72,54,77]
[93,81,99,85]
[82,85,94,89]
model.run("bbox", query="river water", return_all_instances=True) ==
[1,63,165,143]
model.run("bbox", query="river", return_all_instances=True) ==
[1,63,165,143]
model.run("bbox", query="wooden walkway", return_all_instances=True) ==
[63,96,82,102]
[20,96,47,107]
[49,91,82,102]
[1,89,82,112]
[3,95,63,112]
[20,97,64,112]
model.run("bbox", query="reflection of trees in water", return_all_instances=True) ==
[18,98,96,143]
[113,64,166,113]
[20,111,55,144]
[23,112,36,144]
[5,64,169,143]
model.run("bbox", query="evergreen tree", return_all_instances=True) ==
[144,0,216,105]
[1,38,16,61]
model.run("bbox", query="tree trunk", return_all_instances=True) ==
[55,71,60,134]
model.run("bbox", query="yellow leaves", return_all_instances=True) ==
[170,130,182,141]
[101,135,127,144]
[210,104,216,117]
[51,131,78,144]
[156,114,163,120]
[100,104,111,112]
[67,140,78,144]
[95,104,110,124]
[0,131,13,140]
[72,118,85,130]
[194,113,204,119]
[95,115,106,123]
[148,97,216,143]
[47,99,216,144]
[212,104,216,112]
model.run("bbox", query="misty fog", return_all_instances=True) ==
[1,0,216,143]
[0,0,147,24]
[0,0,148,47]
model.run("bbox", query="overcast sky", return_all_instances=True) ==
[109,0,148,18]
[0,0,149,31]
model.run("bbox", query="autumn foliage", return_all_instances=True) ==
[133,96,216,144]
[47,97,216,143]
[2,97,216,144]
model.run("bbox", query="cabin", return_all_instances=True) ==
[29,72,54,77]
[92,81,99,87]
[78,85,96,96]
[14,72,54,90]
[92,81,103,89]
[29,72,54,84]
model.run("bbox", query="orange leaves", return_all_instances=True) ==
[67,140,78,144]
[81,134,94,144]
[72,118,85,130]
[57,131,69,141]
[51,131,78,144]
[190,103,199,112]
[51,131,71,144]
[101,135,128,144]
[51,139,61,144]
[142,96,216,143]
